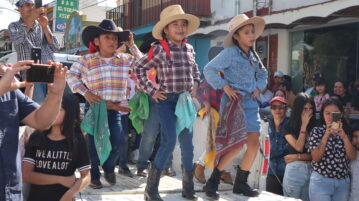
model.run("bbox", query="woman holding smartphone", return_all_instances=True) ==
[308,98,357,201]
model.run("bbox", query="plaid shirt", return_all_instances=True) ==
[196,79,223,112]
[8,19,60,64]
[134,40,200,96]
[66,46,143,102]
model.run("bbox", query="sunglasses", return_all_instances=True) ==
[270,105,287,110]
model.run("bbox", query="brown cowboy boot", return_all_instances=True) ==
[194,164,206,184]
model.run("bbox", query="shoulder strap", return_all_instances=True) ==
[147,40,172,61]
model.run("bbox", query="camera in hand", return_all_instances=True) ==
[26,64,55,83]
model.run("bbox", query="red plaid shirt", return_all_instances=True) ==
[196,79,223,112]
[134,40,200,96]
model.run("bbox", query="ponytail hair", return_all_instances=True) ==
[250,46,265,69]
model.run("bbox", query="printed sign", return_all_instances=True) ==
[54,0,78,32]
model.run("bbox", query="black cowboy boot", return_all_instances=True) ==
[144,164,163,201]
[203,168,223,200]
[233,166,259,197]
[182,167,198,200]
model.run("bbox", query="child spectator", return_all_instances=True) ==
[67,19,142,189]
[22,94,91,201]
[309,98,356,201]
[313,78,330,119]
[134,5,201,201]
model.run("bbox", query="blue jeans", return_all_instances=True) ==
[154,93,194,172]
[137,97,172,170]
[283,161,311,201]
[309,171,350,201]
[87,110,127,180]
[118,114,129,168]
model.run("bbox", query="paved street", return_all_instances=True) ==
[76,166,300,201]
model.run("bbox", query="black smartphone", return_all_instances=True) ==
[119,31,131,43]
[31,48,41,64]
[331,112,341,129]
[26,64,55,83]
[35,0,43,8]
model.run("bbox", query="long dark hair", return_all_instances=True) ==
[231,24,265,69]
[59,94,83,161]
[320,98,351,135]
[32,94,83,161]
[288,93,316,134]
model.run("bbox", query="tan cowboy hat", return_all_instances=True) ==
[223,14,265,48]
[152,4,200,40]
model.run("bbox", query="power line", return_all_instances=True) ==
[80,0,107,10]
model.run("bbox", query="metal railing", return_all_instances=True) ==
[107,0,211,30]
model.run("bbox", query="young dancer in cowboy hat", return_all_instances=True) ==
[134,4,201,201]
[67,19,143,189]
[203,14,267,199]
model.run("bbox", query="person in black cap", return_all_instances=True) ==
[67,19,143,189]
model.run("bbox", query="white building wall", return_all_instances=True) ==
[271,0,331,12]
[210,0,237,23]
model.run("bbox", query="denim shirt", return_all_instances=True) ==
[268,116,289,177]
[203,46,267,96]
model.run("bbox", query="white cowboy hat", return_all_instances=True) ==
[152,4,200,40]
[223,14,265,48]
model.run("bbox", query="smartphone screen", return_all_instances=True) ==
[331,112,341,129]
[26,64,55,83]
[31,48,41,64]
[35,0,43,8]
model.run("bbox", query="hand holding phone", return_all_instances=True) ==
[31,48,41,64]
[26,64,55,83]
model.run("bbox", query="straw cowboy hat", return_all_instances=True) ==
[223,14,265,48]
[82,19,130,48]
[152,4,200,40]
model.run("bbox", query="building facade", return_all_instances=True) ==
[107,0,359,93]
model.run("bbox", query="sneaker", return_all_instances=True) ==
[118,166,134,178]
[162,167,176,177]
[90,179,103,189]
[104,172,116,185]
[137,168,147,177]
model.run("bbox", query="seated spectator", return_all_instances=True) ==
[271,71,284,92]
[279,80,296,109]
[266,96,289,195]
[309,98,356,201]
[257,86,273,108]
[349,125,359,201]
[274,89,286,98]
[305,73,323,97]
[283,93,316,201]
[313,78,330,119]
[22,94,91,201]
[333,81,351,106]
